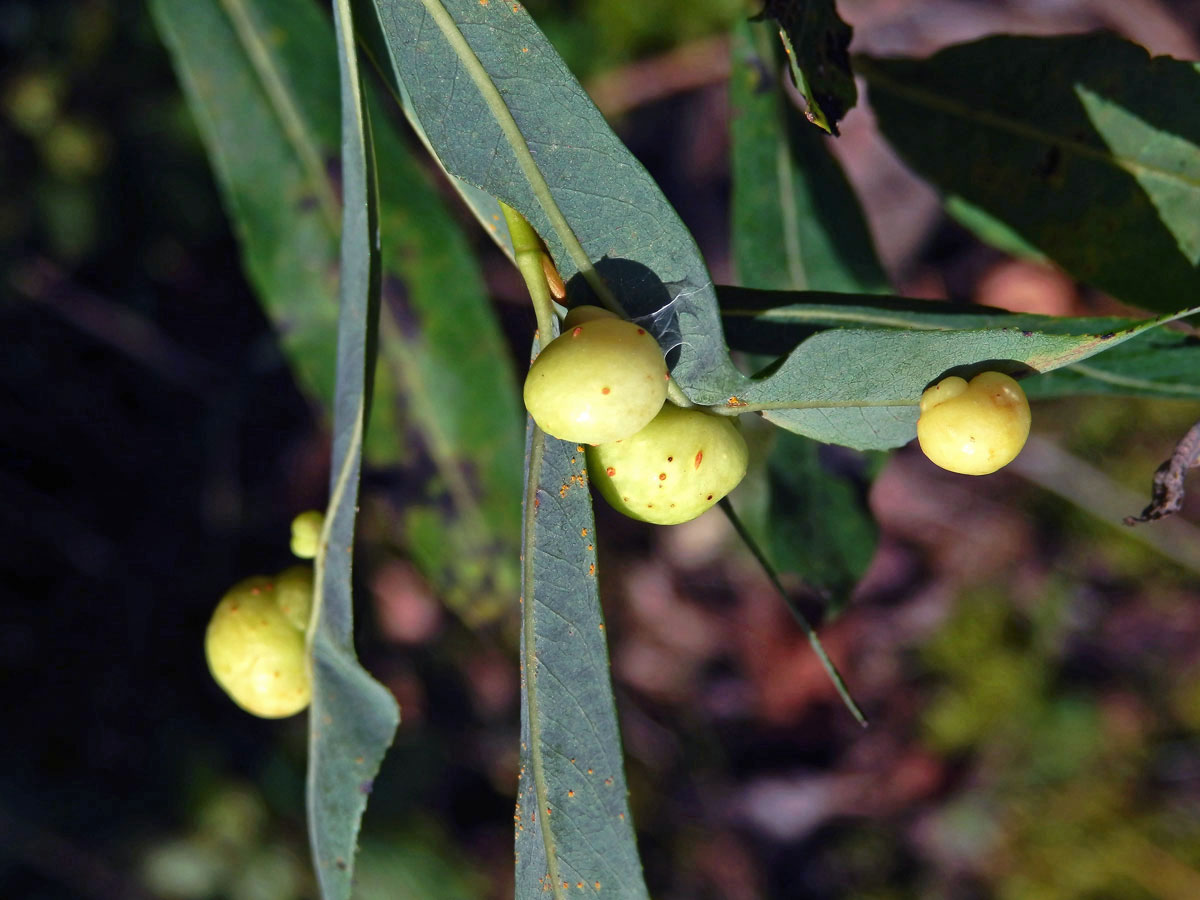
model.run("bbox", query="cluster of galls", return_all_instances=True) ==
[523,306,749,525]
[205,320,1033,719]
[204,512,323,718]
[525,307,1033,514]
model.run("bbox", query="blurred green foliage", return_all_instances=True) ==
[920,581,1200,900]
[1,0,225,270]
[137,778,487,900]
[527,0,745,77]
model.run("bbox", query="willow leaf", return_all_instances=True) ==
[307,2,398,899]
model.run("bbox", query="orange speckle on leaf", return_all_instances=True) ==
[588,563,595,576]
[521,46,529,53]
[568,790,575,797]
[581,528,588,537]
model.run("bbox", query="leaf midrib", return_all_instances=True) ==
[520,425,566,900]
[412,0,621,311]
[219,0,341,230]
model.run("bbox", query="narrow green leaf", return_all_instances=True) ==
[151,0,341,402]
[307,2,398,899]
[152,0,523,623]
[752,0,857,134]
[352,0,517,259]
[368,0,750,404]
[738,305,1200,450]
[859,33,1200,313]
[730,19,888,294]
[1024,342,1200,401]
[517,423,649,900]
[729,17,883,605]
[718,286,1200,401]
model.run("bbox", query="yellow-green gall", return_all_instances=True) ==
[289,510,324,559]
[587,404,748,524]
[205,569,313,718]
[562,304,619,329]
[917,371,1031,475]
[523,317,667,445]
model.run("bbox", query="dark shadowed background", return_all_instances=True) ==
[3,1,1200,897]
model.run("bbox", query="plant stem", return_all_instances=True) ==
[501,202,558,342]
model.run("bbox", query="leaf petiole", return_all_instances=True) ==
[501,201,559,342]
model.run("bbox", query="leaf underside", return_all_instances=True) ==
[307,2,399,899]
[517,423,650,900]
[719,287,1200,404]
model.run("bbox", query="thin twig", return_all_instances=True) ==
[719,497,868,727]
